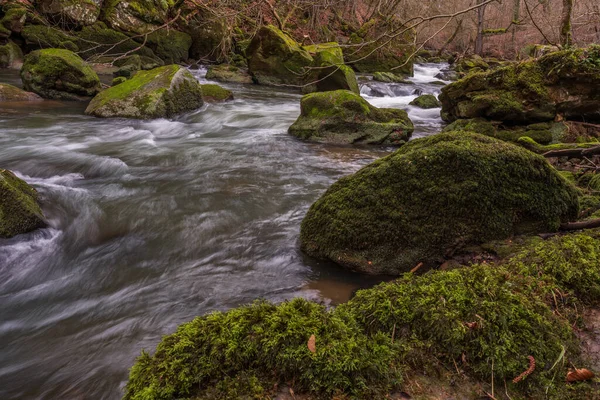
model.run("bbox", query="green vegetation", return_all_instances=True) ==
[0,169,46,238]
[289,90,413,145]
[300,132,579,274]
[199,84,233,102]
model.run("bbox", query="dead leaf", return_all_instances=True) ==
[567,368,594,382]
[307,334,316,354]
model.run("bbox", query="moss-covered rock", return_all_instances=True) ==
[0,3,41,37]
[178,4,230,62]
[21,48,101,100]
[372,71,410,83]
[247,25,313,86]
[442,118,557,145]
[289,90,414,145]
[0,169,46,238]
[453,54,490,75]
[37,0,100,27]
[85,64,203,119]
[101,0,174,34]
[0,83,42,101]
[302,42,359,94]
[111,76,127,86]
[143,28,192,64]
[200,84,233,102]
[75,23,158,61]
[21,25,79,52]
[205,64,252,84]
[409,94,441,109]
[343,17,414,75]
[440,46,600,124]
[0,40,22,68]
[124,228,600,399]
[301,132,579,274]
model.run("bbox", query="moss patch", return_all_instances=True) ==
[200,84,233,102]
[0,169,46,238]
[205,64,252,84]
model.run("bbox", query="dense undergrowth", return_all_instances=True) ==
[124,230,600,400]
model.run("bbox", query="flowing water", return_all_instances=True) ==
[0,63,448,399]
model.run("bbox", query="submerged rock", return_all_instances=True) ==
[0,169,46,238]
[247,25,313,86]
[440,47,600,124]
[409,94,440,109]
[20,48,101,100]
[200,84,233,102]
[205,64,253,84]
[300,132,579,274]
[85,65,204,119]
[289,90,413,145]
[0,83,42,101]
[0,40,23,68]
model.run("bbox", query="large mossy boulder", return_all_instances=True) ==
[205,64,253,84]
[37,0,101,27]
[440,46,600,124]
[21,48,101,100]
[0,83,42,101]
[0,169,46,238]
[247,25,313,86]
[0,40,23,68]
[85,64,204,119]
[75,22,158,61]
[21,25,79,52]
[101,0,174,34]
[143,28,192,64]
[289,90,414,145]
[178,4,230,62]
[302,43,359,94]
[300,132,579,274]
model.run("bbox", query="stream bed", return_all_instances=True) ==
[0,63,448,399]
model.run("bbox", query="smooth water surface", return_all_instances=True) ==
[0,64,447,399]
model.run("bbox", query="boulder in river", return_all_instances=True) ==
[440,47,600,124]
[0,83,42,101]
[300,132,579,274]
[0,40,23,68]
[85,64,204,119]
[0,169,46,239]
[409,94,441,109]
[200,84,233,102]
[20,48,101,100]
[372,72,410,84]
[302,43,359,94]
[205,64,253,84]
[289,90,414,145]
[247,25,314,86]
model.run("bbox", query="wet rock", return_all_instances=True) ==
[86,64,204,119]
[200,84,233,102]
[0,40,23,68]
[409,94,441,109]
[0,169,46,239]
[372,71,410,84]
[434,69,458,81]
[302,42,359,94]
[205,64,253,84]
[300,132,579,274]
[21,48,102,100]
[289,89,413,145]
[0,83,42,101]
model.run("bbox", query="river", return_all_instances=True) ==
[0,63,447,399]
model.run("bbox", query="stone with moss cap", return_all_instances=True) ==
[247,25,314,86]
[101,0,175,34]
[409,94,441,109]
[0,83,42,101]
[75,22,158,61]
[289,90,413,145]
[37,0,101,27]
[0,40,22,68]
[200,84,233,102]
[205,64,253,84]
[300,131,579,275]
[21,25,79,52]
[440,46,600,124]
[85,64,204,119]
[302,42,359,94]
[0,169,46,238]
[21,48,101,100]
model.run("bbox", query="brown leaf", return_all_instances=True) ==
[567,368,594,382]
[464,322,478,330]
[307,334,316,354]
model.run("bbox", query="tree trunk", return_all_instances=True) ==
[560,0,574,47]
[475,0,487,55]
[511,0,521,57]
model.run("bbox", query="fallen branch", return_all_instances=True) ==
[543,145,600,159]
[560,219,600,231]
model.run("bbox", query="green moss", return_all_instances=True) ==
[300,132,579,274]
[21,25,79,52]
[144,28,192,64]
[289,90,413,145]
[75,24,157,60]
[205,64,252,84]
[0,169,46,238]
[409,94,441,109]
[111,76,127,86]
[517,137,600,154]
[372,71,410,83]
[20,48,101,100]
[86,65,204,119]
[302,43,359,94]
[0,40,22,68]
[199,84,233,102]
